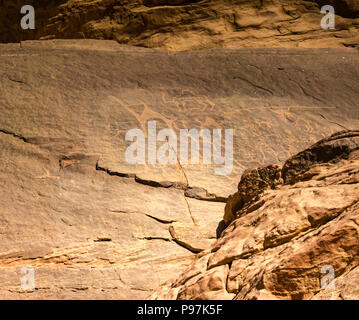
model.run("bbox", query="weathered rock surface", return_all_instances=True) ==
[1,1,359,51]
[0,40,359,298]
[153,131,359,300]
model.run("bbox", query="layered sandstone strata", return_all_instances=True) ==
[1,0,359,51]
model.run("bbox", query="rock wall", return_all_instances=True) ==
[1,40,358,298]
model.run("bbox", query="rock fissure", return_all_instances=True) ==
[95,162,226,202]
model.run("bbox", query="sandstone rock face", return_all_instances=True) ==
[0,40,359,298]
[1,0,359,51]
[153,131,359,300]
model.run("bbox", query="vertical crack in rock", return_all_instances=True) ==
[184,196,197,226]
[170,144,198,226]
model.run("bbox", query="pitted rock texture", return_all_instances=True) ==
[152,131,359,300]
[1,0,359,51]
[0,40,359,299]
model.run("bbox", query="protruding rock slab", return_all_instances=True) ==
[153,131,359,300]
